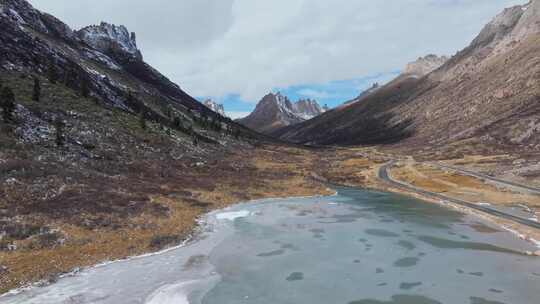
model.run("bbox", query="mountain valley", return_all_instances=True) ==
[1,0,540,301]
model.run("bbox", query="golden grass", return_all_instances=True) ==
[0,145,333,293]
[390,162,540,209]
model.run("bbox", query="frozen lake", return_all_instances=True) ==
[1,187,539,304]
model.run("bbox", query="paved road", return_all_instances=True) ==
[379,161,540,230]
[431,162,540,195]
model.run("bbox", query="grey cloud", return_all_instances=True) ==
[30,0,526,102]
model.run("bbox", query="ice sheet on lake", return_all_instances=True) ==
[215,210,250,221]
[145,281,196,304]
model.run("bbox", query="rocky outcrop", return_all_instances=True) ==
[295,98,326,119]
[77,22,142,61]
[238,93,326,134]
[403,54,448,77]
[203,99,225,116]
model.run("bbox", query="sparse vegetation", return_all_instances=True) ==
[54,116,65,147]
[32,77,40,102]
[0,71,332,293]
[80,75,90,98]
[47,60,59,84]
[139,111,147,130]
[0,86,15,122]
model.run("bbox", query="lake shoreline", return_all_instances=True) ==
[0,192,336,298]
[3,188,537,303]
[2,146,540,295]
[3,183,539,300]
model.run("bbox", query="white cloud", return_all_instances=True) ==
[30,0,526,103]
[297,89,333,99]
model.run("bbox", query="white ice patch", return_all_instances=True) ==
[145,281,197,304]
[215,210,251,221]
[502,226,540,249]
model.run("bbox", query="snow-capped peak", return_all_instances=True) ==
[257,92,325,120]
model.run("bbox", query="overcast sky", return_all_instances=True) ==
[29,0,525,118]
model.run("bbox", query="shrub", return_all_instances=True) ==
[32,77,41,102]
[54,117,65,147]
[0,86,15,122]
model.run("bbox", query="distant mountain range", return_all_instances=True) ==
[275,0,540,154]
[237,92,327,134]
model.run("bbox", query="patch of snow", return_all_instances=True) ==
[13,105,53,144]
[83,49,121,70]
[5,178,20,185]
[7,8,25,24]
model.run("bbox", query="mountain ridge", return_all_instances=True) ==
[237,92,326,134]
[276,0,540,154]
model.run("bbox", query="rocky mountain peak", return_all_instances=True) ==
[238,92,326,134]
[403,54,448,77]
[459,0,540,59]
[295,98,325,120]
[203,99,225,116]
[77,22,142,60]
[470,4,525,49]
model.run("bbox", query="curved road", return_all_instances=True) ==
[379,161,540,230]
[430,162,540,195]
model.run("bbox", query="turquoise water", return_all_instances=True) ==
[1,188,539,304]
[201,188,539,304]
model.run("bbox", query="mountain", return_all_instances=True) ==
[342,83,381,106]
[341,55,448,108]
[0,0,274,292]
[237,92,326,134]
[277,0,540,155]
[403,54,449,77]
[203,99,225,116]
[0,0,256,137]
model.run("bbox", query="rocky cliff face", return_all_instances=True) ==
[77,22,142,61]
[403,54,448,77]
[277,0,540,153]
[295,98,326,119]
[237,93,326,134]
[203,99,226,116]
